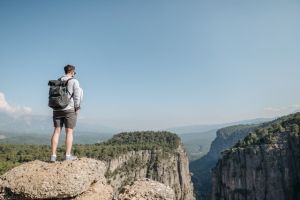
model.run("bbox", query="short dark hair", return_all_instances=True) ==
[64,64,76,74]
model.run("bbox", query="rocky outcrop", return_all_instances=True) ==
[118,178,175,200]
[106,143,195,200]
[0,158,113,200]
[0,146,194,200]
[190,124,259,200]
[212,114,300,200]
[0,158,177,200]
[0,131,195,200]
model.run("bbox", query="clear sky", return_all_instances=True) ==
[0,0,300,130]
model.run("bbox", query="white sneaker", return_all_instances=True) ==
[50,155,57,162]
[65,155,78,161]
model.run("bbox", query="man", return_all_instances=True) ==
[50,65,83,162]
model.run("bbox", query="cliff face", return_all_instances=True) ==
[212,114,300,200]
[207,125,260,160]
[106,143,195,200]
[190,124,259,200]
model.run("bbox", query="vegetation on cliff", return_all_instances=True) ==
[226,112,300,152]
[0,131,180,175]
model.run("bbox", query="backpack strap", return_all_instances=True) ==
[65,78,73,85]
[58,77,74,97]
[65,78,74,97]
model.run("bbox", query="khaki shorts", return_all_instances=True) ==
[53,109,77,129]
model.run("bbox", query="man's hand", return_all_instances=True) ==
[75,106,80,113]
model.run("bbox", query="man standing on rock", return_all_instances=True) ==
[49,65,83,162]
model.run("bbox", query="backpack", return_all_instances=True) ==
[48,78,73,109]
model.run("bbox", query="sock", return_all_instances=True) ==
[66,154,71,157]
[52,154,57,157]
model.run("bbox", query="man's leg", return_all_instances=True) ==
[51,127,61,156]
[64,110,77,160]
[65,128,73,156]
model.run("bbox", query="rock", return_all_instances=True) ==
[0,157,113,199]
[74,180,113,200]
[0,179,4,200]
[107,143,195,200]
[118,178,175,200]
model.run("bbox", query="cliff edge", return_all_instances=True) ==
[212,113,300,200]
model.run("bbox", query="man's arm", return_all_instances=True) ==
[73,80,83,111]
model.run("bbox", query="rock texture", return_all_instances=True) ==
[106,143,195,200]
[0,158,113,200]
[212,114,300,200]
[74,180,113,200]
[118,178,175,200]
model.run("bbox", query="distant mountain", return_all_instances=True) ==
[179,129,217,161]
[0,111,120,145]
[0,131,113,145]
[0,110,271,136]
[167,118,272,134]
[0,112,120,135]
[174,118,272,161]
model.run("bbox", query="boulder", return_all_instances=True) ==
[0,158,113,199]
[118,178,175,200]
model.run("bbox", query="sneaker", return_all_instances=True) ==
[65,155,78,161]
[50,155,57,162]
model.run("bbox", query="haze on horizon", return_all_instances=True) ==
[0,0,300,130]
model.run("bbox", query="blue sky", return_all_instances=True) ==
[0,0,300,130]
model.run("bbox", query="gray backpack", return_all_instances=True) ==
[48,78,73,109]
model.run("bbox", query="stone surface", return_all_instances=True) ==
[74,180,113,200]
[0,158,111,199]
[118,178,175,200]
